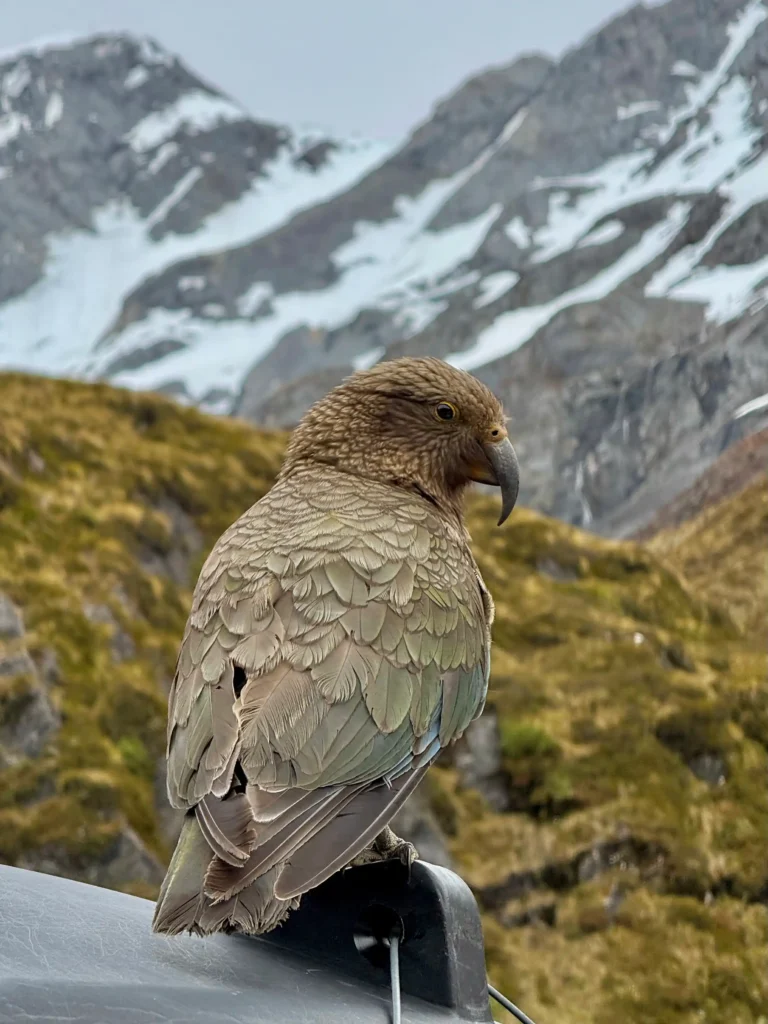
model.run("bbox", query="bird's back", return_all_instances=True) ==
[154,464,493,935]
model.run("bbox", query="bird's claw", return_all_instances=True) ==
[347,827,419,879]
[373,827,419,881]
[387,837,416,865]
[389,839,417,881]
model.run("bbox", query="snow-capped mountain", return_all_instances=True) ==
[0,33,392,409]
[1,0,767,535]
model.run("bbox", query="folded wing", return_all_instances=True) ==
[165,470,491,903]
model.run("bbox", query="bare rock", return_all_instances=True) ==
[18,825,166,891]
[0,594,60,762]
[0,593,23,640]
[453,710,509,812]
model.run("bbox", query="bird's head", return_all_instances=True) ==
[280,357,519,525]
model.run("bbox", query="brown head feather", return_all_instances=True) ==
[279,357,516,523]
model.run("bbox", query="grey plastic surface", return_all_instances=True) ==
[0,861,493,1024]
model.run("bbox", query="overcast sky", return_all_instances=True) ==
[5,0,635,138]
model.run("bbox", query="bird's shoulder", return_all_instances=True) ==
[193,464,480,605]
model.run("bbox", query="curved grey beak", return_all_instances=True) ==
[483,437,520,525]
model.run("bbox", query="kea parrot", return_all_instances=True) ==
[152,356,519,935]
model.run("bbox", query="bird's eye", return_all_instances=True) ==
[434,402,457,421]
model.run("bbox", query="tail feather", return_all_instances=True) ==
[275,768,426,899]
[152,814,298,936]
[204,785,359,901]
[198,865,297,934]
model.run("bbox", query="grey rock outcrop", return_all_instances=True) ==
[453,711,509,813]
[17,824,166,891]
[0,592,60,764]
[551,306,768,535]
[0,590,165,889]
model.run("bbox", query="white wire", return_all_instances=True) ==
[385,926,537,1024]
[488,982,538,1024]
[389,932,401,1024]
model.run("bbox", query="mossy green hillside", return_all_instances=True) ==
[439,497,768,1021]
[0,372,765,1023]
[647,474,768,636]
[0,373,284,869]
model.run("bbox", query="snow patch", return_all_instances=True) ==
[237,282,274,317]
[0,111,29,147]
[529,152,648,265]
[147,142,178,175]
[145,168,204,229]
[617,100,660,120]
[2,62,31,99]
[671,60,699,77]
[138,37,174,67]
[646,146,768,319]
[125,66,150,90]
[658,0,766,146]
[44,91,63,128]
[578,220,625,247]
[651,258,768,322]
[497,108,529,145]
[127,91,245,151]
[529,68,759,269]
[0,128,393,391]
[504,216,531,249]
[353,346,385,371]
[473,271,519,308]
[734,392,768,418]
[299,187,498,345]
[94,39,124,59]
[449,202,691,370]
[96,151,510,400]
[364,199,501,339]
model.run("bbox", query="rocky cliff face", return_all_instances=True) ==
[0,375,765,1023]
[2,0,768,536]
[634,425,768,537]
[548,305,768,535]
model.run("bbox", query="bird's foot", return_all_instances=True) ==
[373,826,419,870]
[348,827,419,875]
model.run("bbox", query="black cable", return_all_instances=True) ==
[488,982,538,1024]
[389,931,401,1024]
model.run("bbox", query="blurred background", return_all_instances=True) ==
[0,0,766,1020]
